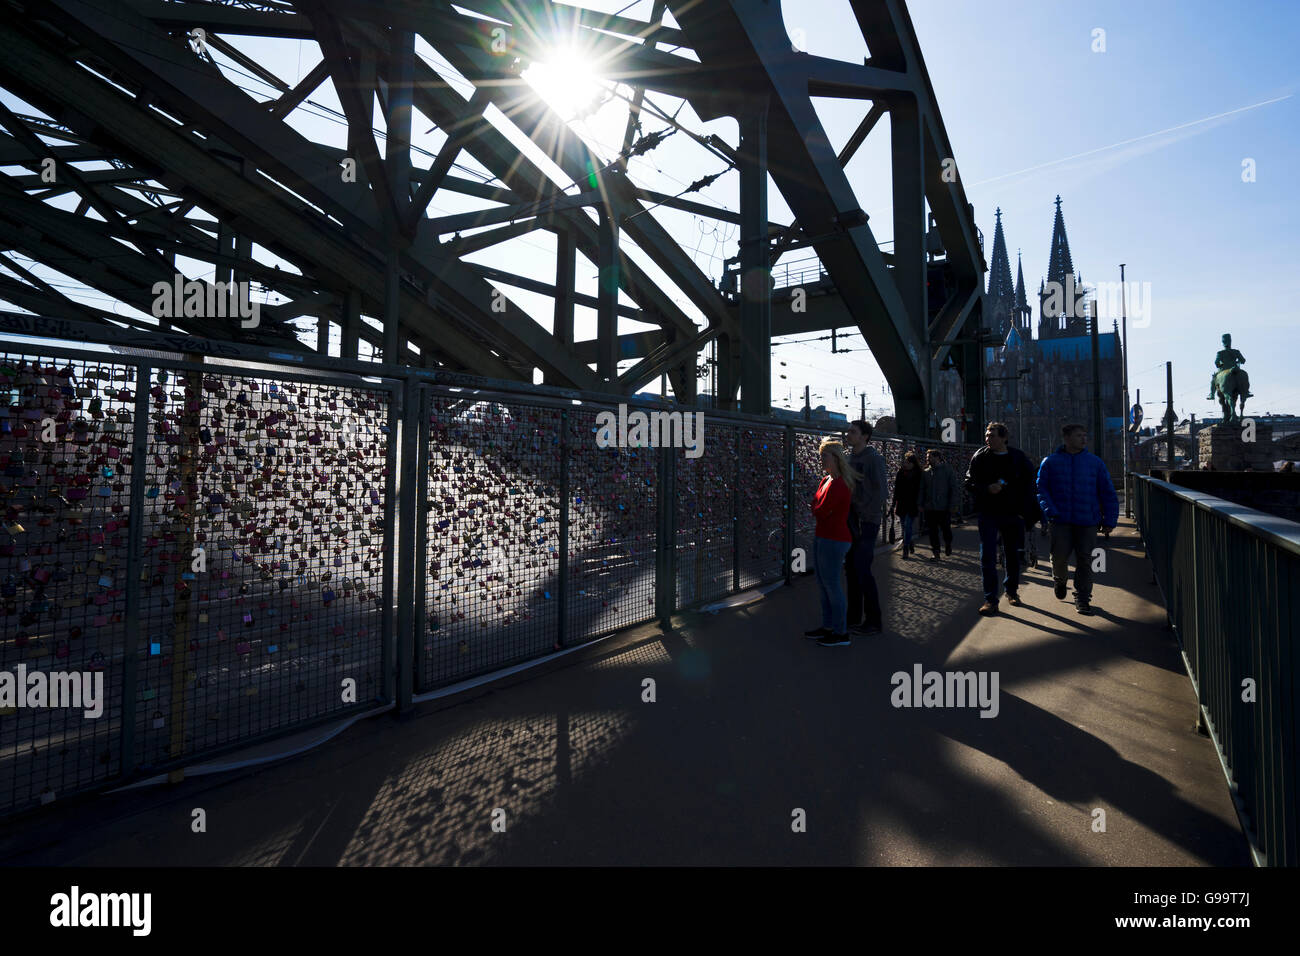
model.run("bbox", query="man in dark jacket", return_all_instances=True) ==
[920,448,959,561]
[844,420,886,635]
[964,422,1036,615]
[1036,423,1119,615]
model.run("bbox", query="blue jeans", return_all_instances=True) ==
[900,513,915,547]
[814,536,853,633]
[977,513,1024,603]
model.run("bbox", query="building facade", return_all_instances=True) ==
[981,198,1124,478]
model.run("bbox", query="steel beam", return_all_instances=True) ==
[384,28,414,362]
[738,97,771,415]
[597,204,620,383]
[890,97,928,434]
[803,54,914,98]
[0,0,986,418]
[550,228,575,386]
[837,102,887,167]
[21,0,590,383]
[672,0,926,423]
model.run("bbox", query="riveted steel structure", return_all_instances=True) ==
[0,0,985,434]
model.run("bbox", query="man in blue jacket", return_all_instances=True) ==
[1036,424,1119,615]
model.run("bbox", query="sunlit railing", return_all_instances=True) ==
[1134,474,1300,866]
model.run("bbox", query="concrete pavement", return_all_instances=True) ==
[0,516,1249,865]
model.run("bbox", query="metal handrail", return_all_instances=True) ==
[1139,476,1300,556]
[1133,472,1299,866]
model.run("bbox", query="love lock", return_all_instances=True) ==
[151,709,164,730]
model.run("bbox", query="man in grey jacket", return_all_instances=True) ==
[845,420,887,635]
[920,448,958,561]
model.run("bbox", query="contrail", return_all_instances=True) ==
[970,93,1293,187]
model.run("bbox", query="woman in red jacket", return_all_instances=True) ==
[806,438,858,646]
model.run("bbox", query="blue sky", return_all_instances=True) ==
[2,0,1296,425]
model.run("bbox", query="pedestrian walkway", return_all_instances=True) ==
[0,517,1248,866]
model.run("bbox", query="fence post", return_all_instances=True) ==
[167,357,203,771]
[666,439,677,618]
[394,377,419,715]
[733,427,741,593]
[410,385,430,696]
[380,383,400,705]
[119,362,152,777]
[784,425,794,585]
[558,408,569,645]
[1190,497,1207,735]
[655,439,675,627]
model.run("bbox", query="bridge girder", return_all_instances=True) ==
[0,0,985,424]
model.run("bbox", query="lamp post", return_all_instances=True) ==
[1120,264,1131,514]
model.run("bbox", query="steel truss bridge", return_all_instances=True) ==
[0,0,987,434]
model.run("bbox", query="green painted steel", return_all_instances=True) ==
[1134,474,1299,866]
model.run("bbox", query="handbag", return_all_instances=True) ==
[888,511,897,543]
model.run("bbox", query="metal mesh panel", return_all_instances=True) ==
[566,406,658,640]
[0,354,134,813]
[790,430,825,563]
[879,437,982,521]
[675,423,738,607]
[420,395,562,689]
[132,368,392,768]
[791,430,983,554]
[931,440,980,515]
[3,335,997,818]
[737,426,785,588]
[877,438,904,523]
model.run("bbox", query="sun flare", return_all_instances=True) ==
[522,47,608,121]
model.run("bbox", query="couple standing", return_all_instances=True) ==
[805,420,886,647]
[888,449,960,561]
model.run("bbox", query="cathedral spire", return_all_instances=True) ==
[984,207,1016,338]
[1045,194,1075,287]
[1014,250,1028,311]
[1014,250,1032,335]
[987,207,1015,302]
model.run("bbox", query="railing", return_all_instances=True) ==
[772,258,830,291]
[0,318,981,818]
[1133,474,1299,866]
[769,244,895,292]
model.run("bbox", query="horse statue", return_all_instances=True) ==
[1212,366,1250,425]
[1208,333,1251,426]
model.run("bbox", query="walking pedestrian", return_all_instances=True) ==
[920,448,958,561]
[890,452,922,559]
[844,420,886,636]
[1036,424,1119,615]
[965,422,1037,615]
[805,437,857,647]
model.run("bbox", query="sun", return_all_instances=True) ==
[522,46,608,122]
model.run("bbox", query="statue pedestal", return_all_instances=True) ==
[1198,423,1275,471]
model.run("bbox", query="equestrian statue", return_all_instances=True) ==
[1207,333,1251,425]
